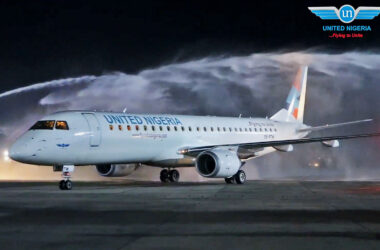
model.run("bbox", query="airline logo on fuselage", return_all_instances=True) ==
[103,114,183,126]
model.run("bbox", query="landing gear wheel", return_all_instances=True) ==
[59,180,66,190]
[65,180,73,190]
[59,165,75,190]
[59,180,72,190]
[234,170,246,184]
[159,175,168,183]
[224,177,234,184]
[169,170,180,183]
[160,169,169,183]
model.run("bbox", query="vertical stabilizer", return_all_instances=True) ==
[271,66,308,122]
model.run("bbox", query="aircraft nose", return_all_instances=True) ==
[9,143,20,161]
[9,141,28,162]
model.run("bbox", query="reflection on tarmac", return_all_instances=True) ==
[0,181,379,250]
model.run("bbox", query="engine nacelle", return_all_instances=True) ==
[196,148,241,178]
[96,164,138,177]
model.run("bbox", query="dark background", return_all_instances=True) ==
[0,0,379,92]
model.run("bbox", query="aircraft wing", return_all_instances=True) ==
[178,132,380,157]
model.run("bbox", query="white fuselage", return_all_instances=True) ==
[9,111,306,167]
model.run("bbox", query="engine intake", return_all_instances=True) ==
[196,148,241,178]
[96,164,138,177]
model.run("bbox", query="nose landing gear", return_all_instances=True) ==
[59,165,75,190]
[160,169,180,183]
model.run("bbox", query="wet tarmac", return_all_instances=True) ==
[0,180,379,249]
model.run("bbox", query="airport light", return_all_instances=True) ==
[3,150,9,161]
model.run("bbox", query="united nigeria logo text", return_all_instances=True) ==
[308,4,380,39]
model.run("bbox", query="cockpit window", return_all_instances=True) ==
[30,120,55,130]
[55,121,69,130]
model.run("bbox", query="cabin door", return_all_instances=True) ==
[82,113,102,147]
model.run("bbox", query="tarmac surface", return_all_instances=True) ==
[0,180,379,250]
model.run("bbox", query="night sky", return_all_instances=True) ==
[0,0,379,92]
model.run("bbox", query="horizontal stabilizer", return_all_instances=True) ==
[297,119,372,133]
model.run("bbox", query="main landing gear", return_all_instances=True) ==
[225,170,246,184]
[59,165,75,190]
[160,169,180,183]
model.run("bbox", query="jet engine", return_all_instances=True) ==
[96,164,139,177]
[195,148,241,178]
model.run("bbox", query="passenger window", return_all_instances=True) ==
[174,126,177,131]
[223,127,226,132]
[203,127,207,132]
[249,128,252,132]
[239,128,242,132]
[197,127,200,131]
[265,128,267,132]
[260,128,262,132]
[144,125,147,131]
[181,126,185,131]
[210,127,214,132]
[217,127,220,132]
[30,120,55,130]
[167,126,170,131]
[118,125,123,131]
[189,126,192,132]
[109,125,114,131]
[229,127,232,132]
[255,128,257,132]
[55,121,69,130]
[269,128,272,132]
[235,128,238,132]
[245,128,248,132]
[127,125,131,131]
[135,125,139,131]
[159,126,163,131]
[152,126,155,131]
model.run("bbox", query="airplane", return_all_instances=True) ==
[9,66,380,190]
